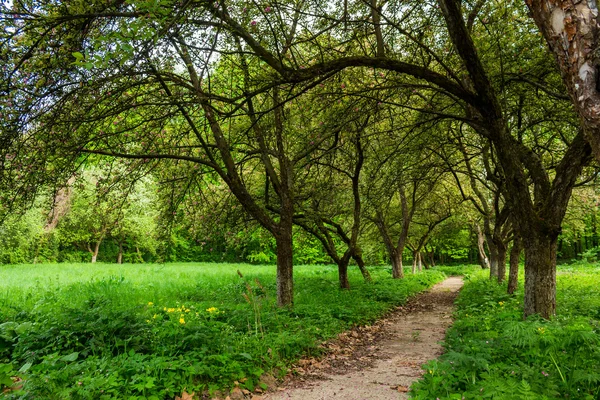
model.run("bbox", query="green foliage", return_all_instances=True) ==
[0,207,46,264]
[0,262,445,398]
[411,266,600,399]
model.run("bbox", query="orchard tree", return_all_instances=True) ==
[1,0,596,317]
[443,128,514,282]
[0,0,348,306]
[293,109,374,288]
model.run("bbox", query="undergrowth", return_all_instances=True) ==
[0,262,447,399]
[411,265,600,399]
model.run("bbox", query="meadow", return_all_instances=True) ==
[411,264,600,399]
[0,262,453,399]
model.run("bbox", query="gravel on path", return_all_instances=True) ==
[263,276,464,400]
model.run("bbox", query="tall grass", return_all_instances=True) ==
[0,262,450,399]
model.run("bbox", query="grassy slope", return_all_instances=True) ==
[411,264,600,400]
[0,262,448,399]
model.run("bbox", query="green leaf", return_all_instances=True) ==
[18,362,32,373]
[72,52,84,60]
[60,352,79,362]
[15,322,33,335]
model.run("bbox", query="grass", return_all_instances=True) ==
[0,262,450,399]
[411,264,600,400]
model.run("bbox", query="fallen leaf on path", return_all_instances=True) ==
[175,391,194,400]
[396,385,409,392]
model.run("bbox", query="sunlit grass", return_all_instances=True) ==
[0,262,457,399]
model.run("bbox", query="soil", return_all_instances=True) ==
[261,276,464,400]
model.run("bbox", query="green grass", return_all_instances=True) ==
[0,262,448,399]
[411,264,600,399]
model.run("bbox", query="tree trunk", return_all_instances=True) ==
[476,225,490,269]
[117,240,123,264]
[338,255,351,289]
[353,254,372,282]
[523,235,557,318]
[417,252,423,272]
[135,246,144,263]
[275,220,294,307]
[508,238,522,295]
[392,250,404,279]
[525,0,600,162]
[89,240,101,263]
[496,244,507,284]
[411,250,417,274]
[488,241,498,279]
[422,252,430,269]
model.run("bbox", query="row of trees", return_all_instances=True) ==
[2,0,600,317]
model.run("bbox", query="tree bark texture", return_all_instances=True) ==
[338,255,351,289]
[496,244,508,284]
[392,251,405,279]
[524,234,557,318]
[275,229,294,307]
[353,254,372,282]
[525,1,600,161]
[488,241,498,279]
[476,224,490,269]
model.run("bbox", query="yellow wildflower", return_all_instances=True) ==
[498,301,504,306]
[167,308,175,313]
[148,302,154,306]
[179,317,185,324]
[206,307,218,314]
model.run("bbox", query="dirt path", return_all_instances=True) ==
[264,276,463,400]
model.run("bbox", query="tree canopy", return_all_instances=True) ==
[1,0,600,316]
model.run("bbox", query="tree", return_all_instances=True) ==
[525,1,600,160]
[293,110,374,288]
[56,169,136,263]
[1,0,595,317]
[0,1,344,306]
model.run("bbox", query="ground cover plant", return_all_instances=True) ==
[0,262,446,399]
[411,264,600,399]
